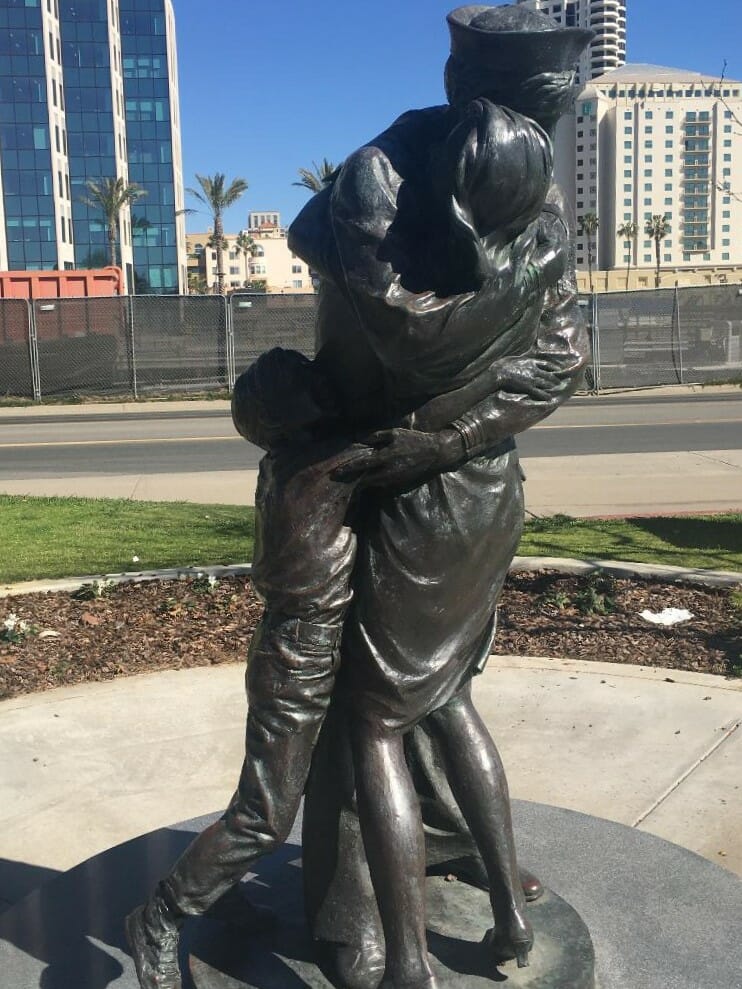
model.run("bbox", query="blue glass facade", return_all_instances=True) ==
[1,0,182,290]
[120,0,179,293]
[60,0,116,268]
[0,0,57,270]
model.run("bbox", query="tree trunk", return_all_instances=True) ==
[215,214,225,295]
[108,222,117,267]
[654,238,661,289]
[625,242,631,291]
[587,241,594,295]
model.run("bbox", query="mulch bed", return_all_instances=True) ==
[1,571,740,702]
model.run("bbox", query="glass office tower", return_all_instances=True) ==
[0,0,57,270]
[0,0,185,293]
[120,0,185,293]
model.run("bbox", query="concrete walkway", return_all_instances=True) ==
[1,656,740,911]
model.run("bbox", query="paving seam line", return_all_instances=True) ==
[631,720,742,829]
[1,556,740,599]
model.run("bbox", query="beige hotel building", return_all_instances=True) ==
[563,65,742,290]
[187,212,313,294]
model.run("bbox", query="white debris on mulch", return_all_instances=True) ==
[639,608,694,626]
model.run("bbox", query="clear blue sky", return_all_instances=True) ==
[173,0,742,234]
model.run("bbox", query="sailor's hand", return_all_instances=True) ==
[331,428,463,488]
[494,357,573,402]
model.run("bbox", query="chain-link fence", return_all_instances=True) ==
[589,285,742,391]
[1,287,740,400]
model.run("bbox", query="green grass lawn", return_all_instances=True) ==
[0,496,740,584]
[0,496,254,583]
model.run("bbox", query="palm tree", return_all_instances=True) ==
[293,158,338,194]
[645,214,671,288]
[79,177,147,268]
[185,173,248,294]
[236,230,257,282]
[578,212,599,294]
[616,220,639,290]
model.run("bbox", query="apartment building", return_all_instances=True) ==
[572,64,742,288]
[0,0,186,293]
[517,0,626,84]
[187,212,314,294]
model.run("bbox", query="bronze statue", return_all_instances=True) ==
[126,6,592,988]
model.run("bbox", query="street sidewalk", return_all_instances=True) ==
[1,656,740,911]
[0,449,739,516]
[0,383,738,419]
[1,385,739,516]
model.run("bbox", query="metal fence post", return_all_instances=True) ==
[27,299,42,401]
[226,295,236,390]
[591,292,601,394]
[127,294,139,400]
[673,285,684,385]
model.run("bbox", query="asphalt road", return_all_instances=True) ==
[0,392,739,478]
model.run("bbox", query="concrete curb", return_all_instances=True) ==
[2,556,739,599]
[509,555,742,587]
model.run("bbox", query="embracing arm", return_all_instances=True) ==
[413,193,589,449]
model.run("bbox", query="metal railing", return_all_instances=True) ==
[0,287,739,401]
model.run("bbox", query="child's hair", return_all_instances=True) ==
[232,348,334,450]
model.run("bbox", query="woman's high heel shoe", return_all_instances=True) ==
[484,908,534,969]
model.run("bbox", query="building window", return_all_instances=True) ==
[664,254,672,262]
[291,264,302,273]
[292,280,303,289]
[722,253,730,261]
[644,255,652,263]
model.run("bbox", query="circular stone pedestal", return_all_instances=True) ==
[188,875,593,988]
[2,802,742,988]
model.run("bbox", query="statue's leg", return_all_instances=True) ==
[126,617,339,989]
[351,718,439,989]
[426,687,533,969]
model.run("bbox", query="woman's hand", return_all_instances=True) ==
[331,428,464,489]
